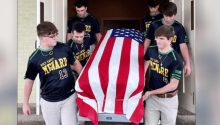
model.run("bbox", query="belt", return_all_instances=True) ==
[156,90,178,98]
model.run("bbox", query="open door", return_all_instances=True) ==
[38,0,67,42]
[173,0,195,113]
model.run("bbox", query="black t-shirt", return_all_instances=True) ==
[67,14,100,45]
[24,42,76,102]
[146,19,189,53]
[67,38,90,67]
[144,46,183,92]
[140,13,163,36]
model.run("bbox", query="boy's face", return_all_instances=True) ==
[41,33,58,47]
[72,31,85,44]
[76,6,87,17]
[155,36,171,49]
[163,15,175,25]
[149,5,159,14]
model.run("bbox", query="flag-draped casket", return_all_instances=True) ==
[75,29,145,125]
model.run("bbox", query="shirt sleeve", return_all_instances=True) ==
[146,22,155,42]
[66,40,72,48]
[170,60,184,80]
[67,19,72,33]
[178,24,189,44]
[144,48,151,61]
[66,45,76,65]
[92,17,100,33]
[84,37,91,49]
[24,61,39,80]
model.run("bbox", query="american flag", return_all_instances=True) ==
[75,29,145,125]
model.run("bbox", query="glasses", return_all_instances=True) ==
[43,33,58,38]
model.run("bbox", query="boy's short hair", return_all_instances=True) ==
[75,0,88,8]
[147,0,160,7]
[163,2,177,16]
[72,22,85,33]
[37,21,58,37]
[154,25,175,39]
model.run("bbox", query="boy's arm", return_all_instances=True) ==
[180,43,191,76]
[144,60,150,74]
[96,33,102,42]
[143,78,179,100]
[23,79,34,116]
[144,38,151,53]
[144,21,155,53]
[71,60,83,75]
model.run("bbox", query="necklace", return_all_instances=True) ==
[40,50,53,56]
[75,42,84,51]
[158,53,168,66]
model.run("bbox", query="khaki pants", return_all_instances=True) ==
[144,95,178,125]
[40,93,78,125]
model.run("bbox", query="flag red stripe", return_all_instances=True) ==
[98,37,116,111]
[129,98,144,124]
[76,98,98,125]
[115,37,132,114]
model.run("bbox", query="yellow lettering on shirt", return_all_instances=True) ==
[75,50,90,61]
[41,57,68,75]
[145,21,152,29]
[85,25,91,32]
[172,35,177,43]
[150,59,169,77]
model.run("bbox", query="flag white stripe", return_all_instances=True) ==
[88,29,113,112]
[75,60,88,92]
[104,37,124,113]
[77,94,98,111]
[75,77,83,92]
[123,39,140,113]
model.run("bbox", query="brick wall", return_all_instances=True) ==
[18,0,36,103]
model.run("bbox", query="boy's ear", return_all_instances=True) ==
[169,37,173,42]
